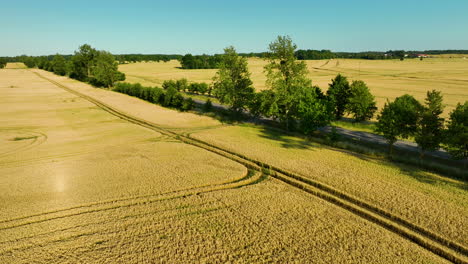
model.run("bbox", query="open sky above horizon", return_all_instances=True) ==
[1,0,467,56]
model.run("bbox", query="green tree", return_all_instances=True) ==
[444,102,468,168]
[375,95,422,155]
[0,58,6,69]
[91,51,125,87]
[175,78,188,92]
[297,87,334,134]
[52,54,67,76]
[70,44,98,81]
[182,98,195,111]
[213,46,254,113]
[327,74,351,119]
[264,36,311,130]
[415,90,445,161]
[248,90,278,119]
[346,80,377,122]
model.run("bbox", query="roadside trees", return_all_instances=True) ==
[444,101,468,168]
[327,74,351,119]
[346,80,377,122]
[415,90,445,161]
[212,46,254,114]
[264,36,311,130]
[375,95,422,155]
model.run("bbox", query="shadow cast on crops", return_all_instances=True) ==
[368,157,468,191]
[257,126,316,150]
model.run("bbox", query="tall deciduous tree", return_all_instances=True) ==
[375,94,422,155]
[213,46,254,113]
[327,74,351,119]
[346,80,377,122]
[70,44,98,81]
[415,90,445,161]
[444,101,468,168]
[91,51,125,87]
[264,35,311,130]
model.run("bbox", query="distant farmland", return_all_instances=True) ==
[120,57,468,116]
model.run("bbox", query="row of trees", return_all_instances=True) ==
[162,79,211,95]
[114,83,195,111]
[205,36,466,164]
[179,54,223,69]
[114,54,181,64]
[376,93,467,164]
[295,49,336,60]
[211,37,377,133]
[22,44,126,88]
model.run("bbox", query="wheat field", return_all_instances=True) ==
[191,124,468,246]
[0,68,457,263]
[120,57,468,116]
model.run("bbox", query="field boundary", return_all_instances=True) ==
[31,70,468,264]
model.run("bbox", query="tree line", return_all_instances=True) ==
[114,82,195,111]
[202,36,467,165]
[18,44,126,88]
[376,92,467,166]
[179,54,223,69]
[114,54,181,64]
[9,39,466,166]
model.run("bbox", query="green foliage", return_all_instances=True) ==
[164,86,178,106]
[0,58,7,68]
[346,80,377,122]
[415,90,445,156]
[175,78,188,91]
[264,36,312,130]
[182,98,195,111]
[203,99,213,112]
[297,87,334,134]
[162,80,177,90]
[91,51,125,87]
[444,102,468,161]
[114,82,190,112]
[180,54,222,69]
[248,90,278,118]
[213,46,255,113]
[69,44,124,87]
[295,49,336,60]
[327,74,351,119]
[375,95,423,154]
[188,82,209,94]
[52,54,67,76]
[70,44,98,81]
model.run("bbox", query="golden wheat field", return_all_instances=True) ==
[120,58,468,116]
[0,68,460,263]
[190,124,468,246]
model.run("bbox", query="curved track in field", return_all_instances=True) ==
[0,130,47,158]
[31,71,468,264]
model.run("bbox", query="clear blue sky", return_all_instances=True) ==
[2,0,467,56]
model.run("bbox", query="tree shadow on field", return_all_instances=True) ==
[380,159,468,192]
[257,126,317,150]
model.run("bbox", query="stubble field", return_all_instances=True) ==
[120,58,468,116]
[0,67,465,263]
